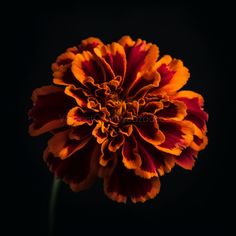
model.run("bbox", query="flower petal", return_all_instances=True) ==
[52,52,79,86]
[151,55,190,95]
[119,36,159,95]
[72,51,106,85]
[156,120,194,155]
[99,140,115,166]
[190,134,208,151]
[134,113,165,146]
[122,135,142,169]
[174,90,208,135]
[78,37,104,52]
[47,129,92,159]
[94,42,126,80]
[65,85,90,107]
[155,100,187,121]
[67,107,95,126]
[28,86,75,136]
[108,133,125,152]
[92,121,108,144]
[103,155,161,203]
[44,138,101,191]
[175,147,197,170]
[134,133,175,178]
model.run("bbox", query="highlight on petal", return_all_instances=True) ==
[156,120,194,155]
[28,86,75,136]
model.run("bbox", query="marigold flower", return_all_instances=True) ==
[29,36,208,203]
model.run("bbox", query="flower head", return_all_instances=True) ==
[29,36,208,203]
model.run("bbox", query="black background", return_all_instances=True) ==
[7,1,233,235]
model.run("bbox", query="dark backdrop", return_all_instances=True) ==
[8,1,233,235]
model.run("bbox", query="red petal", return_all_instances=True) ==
[103,155,161,203]
[28,86,75,136]
[175,147,197,170]
[44,138,101,191]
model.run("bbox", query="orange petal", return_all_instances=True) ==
[174,90,208,136]
[92,121,108,144]
[103,155,161,203]
[120,36,159,95]
[154,100,187,121]
[175,147,197,170]
[44,138,101,192]
[156,120,194,155]
[28,86,75,136]
[94,42,127,80]
[108,133,125,152]
[99,140,115,166]
[152,55,190,95]
[47,129,92,159]
[134,113,165,146]
[72,51,106,85]
[122,135,142,169]
[64,85,89,107]
[67,107,94,126]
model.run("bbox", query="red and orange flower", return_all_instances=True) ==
[29,36,208,203]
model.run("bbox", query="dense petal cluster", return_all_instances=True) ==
[29,36,208,203]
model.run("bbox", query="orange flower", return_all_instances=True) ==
[29,36,208,203]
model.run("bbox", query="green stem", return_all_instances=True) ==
[49,177,60,236]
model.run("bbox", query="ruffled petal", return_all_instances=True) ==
[44,138,101,191]
[103,155,161,203]
[154,100,187,121]
[134,133,175,178]
[72,51,106,85]
[156,120,194,155]
[119,36,159,95]
[108,133,125,152]
[174,90,208,136]
[151,55,190,95]
[47,129,92,159]
[52,52,79,86]
[78,37,104,52]
[92,121,108,144]
[65,85,90,107]
[190,134,208,151]
[67,107,95,126]
[94,42,126,81]
[134,113,165,146]
[175,147,197,170]
[28,86,75,136]
[122,135,142,169]
[99,140,116,166]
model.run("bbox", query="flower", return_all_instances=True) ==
[28,36,208,203]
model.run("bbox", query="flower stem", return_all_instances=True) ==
[49,177,60,236]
